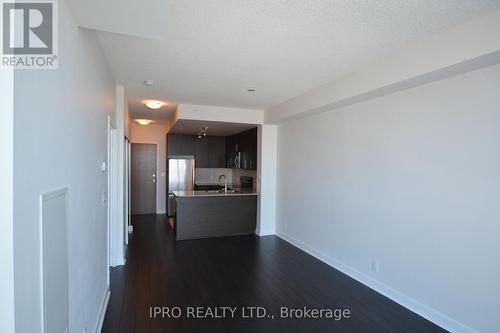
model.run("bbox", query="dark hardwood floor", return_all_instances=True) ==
[102,214,446,333]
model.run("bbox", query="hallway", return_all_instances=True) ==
[101,215,445,332]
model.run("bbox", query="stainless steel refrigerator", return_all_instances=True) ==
[168,156,195,216]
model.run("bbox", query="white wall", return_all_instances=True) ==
[130,122,167,214]
[275,64,500,333]
[13,2,115,332]
[113,86,126,266]
[124,101,131,139]
[257,125,277,236]
[0,65,15,333]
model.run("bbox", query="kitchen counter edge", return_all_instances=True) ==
[173,190,260,198]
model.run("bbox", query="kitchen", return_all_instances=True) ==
[167,120,260,240]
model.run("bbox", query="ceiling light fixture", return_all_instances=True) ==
[136,119,153,126]
[144,100,165,110]
[144,80,154,86]
[247,88,256,92]
[196,126,208,139]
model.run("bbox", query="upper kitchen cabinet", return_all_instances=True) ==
[168,134,196,156]
[225,133,237,156]
[167,134,183,155]
[207,136,226,168]
[168,133,225,168]
[194,138,209,168]
[225,127,257,170]
[181,135,196,155]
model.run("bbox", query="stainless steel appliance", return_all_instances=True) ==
[240,176,253,189]
[227,152,254,169]
[168,156,195,216]
[227,152,241,168]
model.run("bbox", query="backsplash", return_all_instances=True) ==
[195,168,233,185]
[195,168,257,190]
[233,169,258,190]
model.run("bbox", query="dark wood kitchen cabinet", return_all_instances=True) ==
[225,127,257,170]
[181,135,195,155]
[225,134,237,161]
[194,138,209,167]
[168,134,225,168]
[168,134,195,156]
[241,128,257,169]
[167,134,183,155]
[207,136,226,168]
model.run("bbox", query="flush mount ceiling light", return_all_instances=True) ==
[136,119,153,126]
[144,80,154,86]
[247,88,256,92]
[144,100,165,110]
[196,126,208,139]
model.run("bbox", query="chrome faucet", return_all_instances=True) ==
[218,174,227,193]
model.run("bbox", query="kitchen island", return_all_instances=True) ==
[172,190,259,240]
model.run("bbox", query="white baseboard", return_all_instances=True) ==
[276,231,476,333]
[94,287,110,333]
[257,229,275,236]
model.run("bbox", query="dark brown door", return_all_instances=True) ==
[131,143,157,215]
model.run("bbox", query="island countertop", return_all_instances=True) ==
[172,190,259,197]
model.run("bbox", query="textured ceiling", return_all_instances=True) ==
[96,0,500,112]
[65,0,168,38]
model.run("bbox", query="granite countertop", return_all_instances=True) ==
[173,189,259,197]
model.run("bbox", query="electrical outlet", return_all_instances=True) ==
[371,260,379,273]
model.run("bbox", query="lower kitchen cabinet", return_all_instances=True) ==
[175,195,257,240]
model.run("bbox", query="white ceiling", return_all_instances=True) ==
[128,100,177,124]
[65,0,168,38]
[92,1,500,113]
[170,119,256,136]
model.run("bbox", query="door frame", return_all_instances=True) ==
[130,142,158,215]
[124,138,131,244]
[107,116,117,283]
